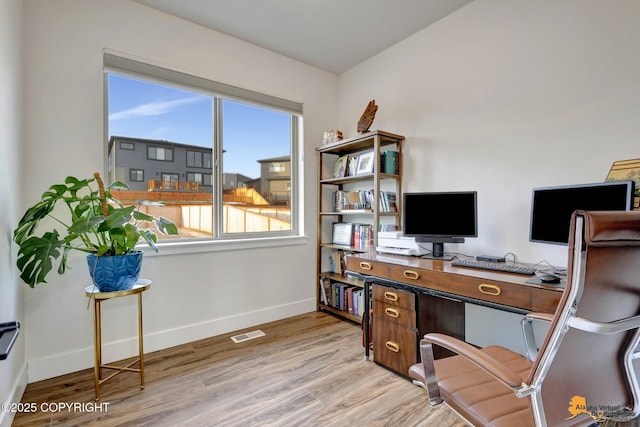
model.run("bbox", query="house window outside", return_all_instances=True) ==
[269,163,285,173]
[120,141,135,150]
[130,169,144,182]
[105,53,301,242]
[187,172,212,186]
[161,173,179,189]
[187,150,212,168]
[148,146,174,161]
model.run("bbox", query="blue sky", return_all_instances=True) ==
[108,74,291,178]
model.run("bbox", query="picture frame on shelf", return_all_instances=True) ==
[355,151,375,175]
[332,222,353,246]
[347,156,359,177]
[333,155,349,178]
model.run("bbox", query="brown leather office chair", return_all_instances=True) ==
[409,210,640,426]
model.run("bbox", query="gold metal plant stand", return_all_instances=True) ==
[85,279,151,401]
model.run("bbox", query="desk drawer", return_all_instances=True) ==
[373,301,415,328]
[436,274,533,311]
[532,288,562,313]
[387,264,532,310]
[372,284,415,311]
[346,257,390,277]
[373,316,417,376]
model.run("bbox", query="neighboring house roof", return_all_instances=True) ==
[257,155,289,163]
[108,135,214,152]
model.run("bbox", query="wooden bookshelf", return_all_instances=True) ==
[316,130,404,323]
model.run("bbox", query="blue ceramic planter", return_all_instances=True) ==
[86,251,143,292]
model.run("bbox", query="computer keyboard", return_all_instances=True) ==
[451,259,537,275]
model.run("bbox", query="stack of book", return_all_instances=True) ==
[379,191,398,212]
[319,278,366,317]
[352,223,373,249]
[332,190,374,212]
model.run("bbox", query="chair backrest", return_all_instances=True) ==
[527,210,640,426]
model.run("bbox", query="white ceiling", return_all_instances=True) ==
[134,0,473,74]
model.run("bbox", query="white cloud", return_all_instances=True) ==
[109,96,203,120]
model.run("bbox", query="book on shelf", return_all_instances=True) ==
[352,223,373,249]
[319,277,328,305]
[381,150,398,174]
[321,278,364,316]
[330,222,374,249]
[346,286,354,313]
[379,191,398,213]
[332,190,375,212]
[329,251,347,275]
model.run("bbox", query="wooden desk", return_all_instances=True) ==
[346,253,564,377]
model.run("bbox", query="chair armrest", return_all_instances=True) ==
[525,312,554,323]
[418,339,442,406]
[568,314,640,334]
[521,312,554,360]
[423,333,525,388]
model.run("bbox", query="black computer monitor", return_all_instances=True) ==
[529,181,635,245]
[403,191,478,260]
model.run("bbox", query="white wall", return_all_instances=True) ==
[339,0,640,268]
[21,0,338,381]
[0,0,27,425]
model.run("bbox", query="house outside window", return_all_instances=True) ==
[187,172,212,186]
[269,162,285,173]
[129,169,144,182]
[105,53,302,242]
[187,150,212,168]
[148,146,174,161]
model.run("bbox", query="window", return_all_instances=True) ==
[105,53,301,243]
[187,151,202,167]
[161,173,179,189]
[130,169,144,182]
[148,146,174,161]
[187,172,212,186]
[270,163,285,173]
[120,141,135,150]
[187,150,212,168]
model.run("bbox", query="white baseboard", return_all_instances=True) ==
[0,362,28,427]
[27,298,315,383]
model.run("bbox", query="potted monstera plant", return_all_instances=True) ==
[13,172,178,291]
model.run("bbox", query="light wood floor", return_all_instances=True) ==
[13,312,468,427]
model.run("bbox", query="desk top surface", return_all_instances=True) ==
[349,252,565,293]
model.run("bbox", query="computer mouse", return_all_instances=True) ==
[539,274,561,284]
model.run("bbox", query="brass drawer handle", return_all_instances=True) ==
[359,262,372,271]
[385,308,399,318]
[383,291,398,302]
[385,341,400,353]
[479,284,502,296]
[403,270,419,280]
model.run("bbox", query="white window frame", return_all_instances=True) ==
[103,52,305,254]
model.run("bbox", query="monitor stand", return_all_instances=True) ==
[420,241,455,261]
[421,253,455,261]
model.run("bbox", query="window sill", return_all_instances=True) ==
[141,235,309,257]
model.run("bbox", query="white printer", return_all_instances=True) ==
[376,231,428,256]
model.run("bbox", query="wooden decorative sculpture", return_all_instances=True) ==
[357,99,378,134]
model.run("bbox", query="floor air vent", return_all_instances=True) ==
[230,330,266,343]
